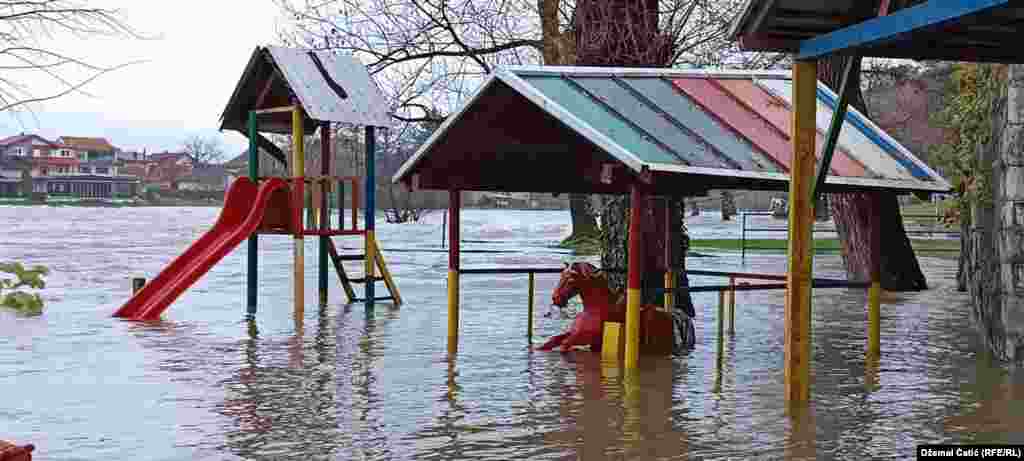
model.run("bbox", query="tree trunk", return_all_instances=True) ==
[538,0,600,245]
[818,55,928,291]
[578,0,696,347]
[566,193,600,242]
[968,64,1024,362]
[720,191,736,221]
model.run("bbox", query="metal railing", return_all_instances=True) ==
[739,211,960,258]
[458,266,868,338]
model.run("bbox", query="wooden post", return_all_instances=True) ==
[131,277,146,294]
[527,272,535,340]
[319,122,330,307]
[292,105,305,318]
[868,192,882,358]
[364,126,376,311]
[785,60,818,405]
[448,189,461,355]
[729,277,736,334]
[625,184,646,369]
[664,197,675,312]
[247,111,258,315]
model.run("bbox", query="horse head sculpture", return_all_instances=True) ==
[551,262,604,308]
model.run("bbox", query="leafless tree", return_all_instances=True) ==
[0,1,145,115]
[183,135,226,166]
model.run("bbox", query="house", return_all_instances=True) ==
[0,133,140,198]
[177,165,229,192]
[146,152,194,190]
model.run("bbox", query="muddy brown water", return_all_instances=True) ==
[0,207,1016,460]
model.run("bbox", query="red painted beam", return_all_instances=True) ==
[715,79,868,177]
[448,190,460,271]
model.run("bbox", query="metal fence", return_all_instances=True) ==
[739,211,960,258]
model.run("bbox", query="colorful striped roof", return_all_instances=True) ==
[393,66,950,195]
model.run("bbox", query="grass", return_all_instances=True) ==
[690,238,960,256]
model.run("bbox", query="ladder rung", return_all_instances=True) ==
[354,296,395,302]
[349,276,384,283]
[335,254,366,261]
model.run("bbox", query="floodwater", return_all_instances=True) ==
[0,207,1019,460]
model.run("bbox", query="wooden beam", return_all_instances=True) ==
[784,60,818,405]
[797,0,1010,60]
[253,105,297,115]
[811,55,860,201]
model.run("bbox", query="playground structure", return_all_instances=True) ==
[729,0,1024,404]
[114,46,400,321]
[392,65,950,380]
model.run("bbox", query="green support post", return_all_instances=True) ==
[246,111,259,315]
[319,122,330,306]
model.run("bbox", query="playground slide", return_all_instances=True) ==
[113,177,289,321]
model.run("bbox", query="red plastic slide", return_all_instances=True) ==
[113,177,289,321]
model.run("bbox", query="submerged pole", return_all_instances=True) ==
[292,105,305,318]
[868,192,882,358]
[247,111,259,316]
[625,184,646,369]
[527,272,535,340]
[785,59,818,405]
[364,126,376,311]
[319,122,331,307]
[448,189,461,355]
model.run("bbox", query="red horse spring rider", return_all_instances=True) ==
[539,262,676,354]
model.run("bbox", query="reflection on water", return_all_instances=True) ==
[0,207,1018,460]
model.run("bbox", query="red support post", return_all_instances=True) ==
[626,184,646,369]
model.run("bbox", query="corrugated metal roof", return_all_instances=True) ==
[392,66,950,194]
[264,47,392,127]
[730,0,1024,63]
[220,46,391,135]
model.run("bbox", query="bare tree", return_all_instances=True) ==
[0,1,144,115]
[182,135,226,167]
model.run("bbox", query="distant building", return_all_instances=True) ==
[177,165,229,192]
[0,133,140,198]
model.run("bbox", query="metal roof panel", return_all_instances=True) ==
[265,46,393,127]
[626,77,780,172]
[524,75,683,165]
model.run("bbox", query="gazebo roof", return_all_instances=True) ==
[731,0,1024,62]
[392,66,950,196]
[219,46,392,135]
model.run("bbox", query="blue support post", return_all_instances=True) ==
[364,126,376,311]
[246,111,258,316]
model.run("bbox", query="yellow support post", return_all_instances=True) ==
[292,105,305,317]
[728,277,736,334]
[527,272,535,340]
[785,59,818,405]
[664,270,675,312]
[372,235,402,305]
[602,322,624,360]
[868,193,882,358]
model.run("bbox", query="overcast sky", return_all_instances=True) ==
[1,1,286,156]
